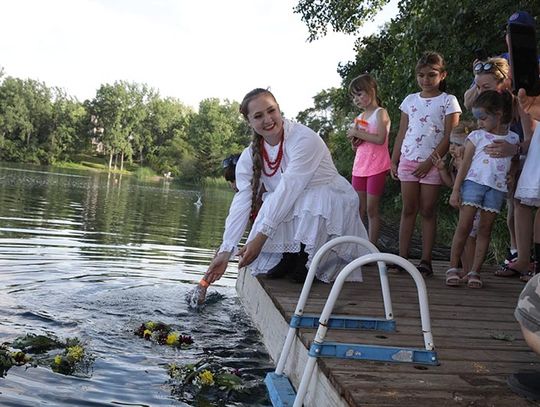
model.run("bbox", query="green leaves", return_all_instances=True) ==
[294,0,391,41]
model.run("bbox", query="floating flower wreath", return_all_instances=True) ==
[134,321,193,348]
[1,334,93,377]
[167,357,245,403]
[0,344,30,377]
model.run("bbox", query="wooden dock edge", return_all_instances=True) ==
[236,268,349,407]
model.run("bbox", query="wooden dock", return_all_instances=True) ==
[236,260,540,407]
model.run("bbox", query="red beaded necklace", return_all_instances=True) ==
[260,131,284,177]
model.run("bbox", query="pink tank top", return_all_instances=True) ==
[352,108,392,177]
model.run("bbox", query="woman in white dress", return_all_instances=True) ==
[203,88,369,285]
[511,123,540,281]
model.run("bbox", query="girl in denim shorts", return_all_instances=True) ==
[447,90,520,288]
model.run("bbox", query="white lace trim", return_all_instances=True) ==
[462,201,500,213]
[259,222,276,239]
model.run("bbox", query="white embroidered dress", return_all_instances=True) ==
[515,123,540,207]
[218,119,369,282]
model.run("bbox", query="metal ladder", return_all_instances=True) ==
[264,237,438,407]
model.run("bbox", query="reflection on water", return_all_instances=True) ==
[0,163,272,406]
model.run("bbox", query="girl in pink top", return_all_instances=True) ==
[347,74,391,245]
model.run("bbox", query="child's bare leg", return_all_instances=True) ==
[358,191,367,222]
[461,236,476,275]
[366,193,382,245]
[507,196,517,252]
[419,184,440,263]
[450,205,477,268]
[470,210,498,274]
[399,181,420,258]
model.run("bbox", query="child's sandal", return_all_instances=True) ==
[417,260,433,278]
[464,271,483,289]
[445,268,462,286]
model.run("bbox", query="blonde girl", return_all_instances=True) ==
[347,74,391,245]
[390,51,461,277]
[432,122,480,284]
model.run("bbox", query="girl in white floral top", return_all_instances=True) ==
[447,90,519,288]
[390,51,461,277]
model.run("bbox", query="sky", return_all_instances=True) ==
[0,0,398,118]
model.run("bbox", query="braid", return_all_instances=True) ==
[250,133,263,221]
[239,88,276,222]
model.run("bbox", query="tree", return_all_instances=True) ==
[188,98,250,179]
[294,0,390,41]
[89,81,153,170]
[0,76,53,162]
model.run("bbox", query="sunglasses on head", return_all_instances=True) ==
[473,62,506,78]
[222,155,239,168]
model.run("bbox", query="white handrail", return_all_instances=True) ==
[275,236,393,375]
[293,253,434,407]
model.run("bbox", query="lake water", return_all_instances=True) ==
[0,163,272,406]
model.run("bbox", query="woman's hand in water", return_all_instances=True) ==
[237,233,267,268]
[204,251,230,284]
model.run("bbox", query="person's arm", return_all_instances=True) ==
[204,251,232,284]
[518,88,540,121]
[348,108,390,145]
[485,103,536,158]
[449,140,474,208]
[390,112,408,180]
[204,148,253,282]
[413,111,460,178]
[518,103,536,143]
[237,232,267,268]
[431,152,453,187]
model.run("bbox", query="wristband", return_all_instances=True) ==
[199,278,210,288]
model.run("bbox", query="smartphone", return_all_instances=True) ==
[508,22,540,96]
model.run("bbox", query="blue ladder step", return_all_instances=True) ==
[265,372,296,407]
[309,341,439,365]
[290,314,396,331]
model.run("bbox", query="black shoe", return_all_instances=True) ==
[290,244,309,283]
[291,263,308,283]
[267,253,296,279]
[507,372,540,401]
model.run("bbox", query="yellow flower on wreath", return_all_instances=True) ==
[67,345,84,361]
[54,355,63,365]
[166,332,179,346]
[199,369,214,386]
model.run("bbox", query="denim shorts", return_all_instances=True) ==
[461,180,506,213]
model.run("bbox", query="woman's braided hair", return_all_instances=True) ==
[239,88,278,221]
